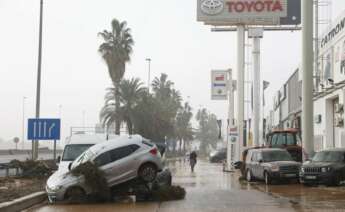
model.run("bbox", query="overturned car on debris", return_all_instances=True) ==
[46,135,171,202]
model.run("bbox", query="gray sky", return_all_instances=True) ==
[0,0,345,147]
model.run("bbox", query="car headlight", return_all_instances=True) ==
[271,165,279,172]
[301,167,305,172]
[48,185,63,192]
[321,167,331,173]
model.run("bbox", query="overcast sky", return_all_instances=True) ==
[1,0,345,147]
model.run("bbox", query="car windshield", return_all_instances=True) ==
[312,151,345,162]
[270,133,296,147]
[71,149,95,169]
[262,151,293,162]
[62,144,94,161]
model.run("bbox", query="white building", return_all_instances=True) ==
[268,10,345,152]
[314,10,345,151]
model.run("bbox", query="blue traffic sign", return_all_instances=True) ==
[28,119,61,140]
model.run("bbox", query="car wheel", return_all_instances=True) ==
[264,172,272,185]
[139,164,157,182]
[332,174,342,186]
[65,187,86,203]
[246,169,253,182]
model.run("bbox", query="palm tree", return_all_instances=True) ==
[151,73,173,100]
[99,19,134,134]
[100,78,145,134]
[175,102,193,152]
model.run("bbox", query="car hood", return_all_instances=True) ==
[46,168,79,188]
[303,162,338,167]
[264,161,301,166]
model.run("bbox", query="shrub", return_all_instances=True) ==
[71,161,111,202]
[152,185,186,201]
[9,159,51,177]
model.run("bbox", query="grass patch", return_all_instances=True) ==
[71,161,111,202]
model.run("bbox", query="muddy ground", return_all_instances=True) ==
[0,177,47,203]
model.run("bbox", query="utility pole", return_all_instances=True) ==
[34,0,44,160]
[302,0,314,159]
[146,58,151,93]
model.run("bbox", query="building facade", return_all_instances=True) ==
[269,10,345,151]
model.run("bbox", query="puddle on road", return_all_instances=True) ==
[249,182,345,210]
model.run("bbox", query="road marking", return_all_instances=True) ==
[48,123,56,137]
[38,122,42,137]
[43,122,47,137]
[33,122,37,138]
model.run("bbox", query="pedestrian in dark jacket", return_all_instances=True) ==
[189,151,197,172]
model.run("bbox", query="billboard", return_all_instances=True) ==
[211,70,228,100]
[197,0,300,26]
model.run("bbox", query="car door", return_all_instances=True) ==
[256,152,264,180]
[93,151,113,183]
[251,152,259,178]
[104,145,140,186]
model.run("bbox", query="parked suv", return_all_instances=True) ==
[46,135,164,202]
[245,148,301,185]
[300,148,345,186]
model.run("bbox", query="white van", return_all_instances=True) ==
[57,133,117,172]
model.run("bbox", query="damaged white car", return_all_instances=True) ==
[46,135,165,202]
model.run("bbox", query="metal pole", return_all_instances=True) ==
[146,58,151,93]
[227,69,233,171]
[34,0,44,160]
[22,96,26,150]
[302,0,314,159]
[53,140,56,161]
[252,36,261,147]
[237,25,245,161]
[314,0,319,90]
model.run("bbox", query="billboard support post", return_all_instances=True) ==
[237,25,245,161]
[249,28,263,147]
[226,69,234,171]
[302,0,314,159]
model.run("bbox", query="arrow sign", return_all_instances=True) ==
[28,119,61,140]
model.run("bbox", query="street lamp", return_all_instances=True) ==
[146,58,151,93]
[22,96,27,150]
[33,0,44,160]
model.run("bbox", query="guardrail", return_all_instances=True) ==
[0,163,22,177]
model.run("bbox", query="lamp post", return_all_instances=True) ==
[146,58,151,93]
[33,0,44,160]
[22,96,27,150]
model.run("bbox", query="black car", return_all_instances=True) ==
[300,148,345,186]
[209,148,226,163]
[245,148,301,185]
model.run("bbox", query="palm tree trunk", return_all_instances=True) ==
[114,82,121,135]
[127,118,133,135]
[179,139,182,153]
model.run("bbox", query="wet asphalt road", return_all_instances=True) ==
[26,160,345,212]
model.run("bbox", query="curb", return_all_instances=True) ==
[0,191,46,212]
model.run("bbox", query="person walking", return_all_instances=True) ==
[189,151,197,172]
